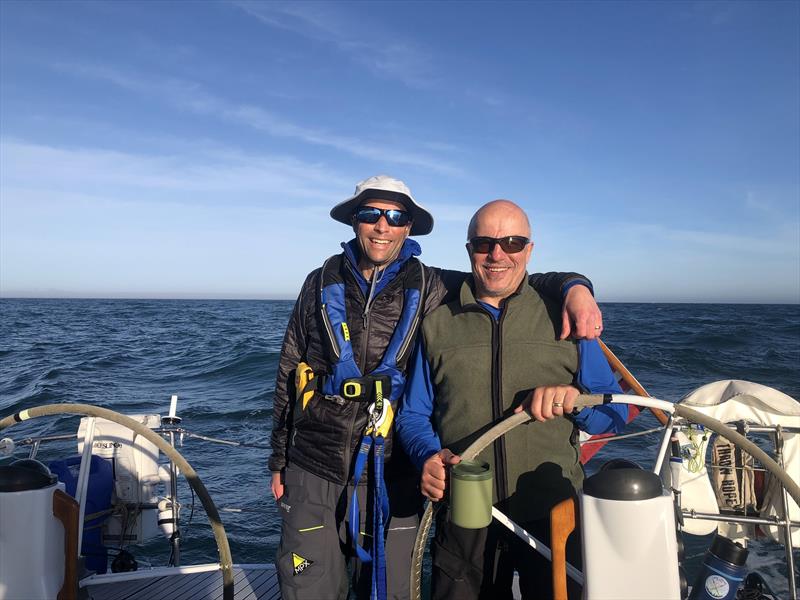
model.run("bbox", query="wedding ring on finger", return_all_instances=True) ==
[594,325,602,330]
[553,402,563,408]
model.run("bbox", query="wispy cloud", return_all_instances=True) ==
[0,137,350,204]
[0,137,360,297]
[53,62,220,113]
[658,225,795,256]
[686,1,747,27]
[465,87,515,110]
[231,2,529,117]
[52,61,462,175]
[233,1,438,89]
[220,105,460,173]
[533,209,799,261]
[593,220,799,267]
[743,189,800,226]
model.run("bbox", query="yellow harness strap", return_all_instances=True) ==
[365,380,394,437]
[295,362,316,410]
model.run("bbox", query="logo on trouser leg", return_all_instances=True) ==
[292,552,313,575]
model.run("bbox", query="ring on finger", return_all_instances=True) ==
[553,402,563,408]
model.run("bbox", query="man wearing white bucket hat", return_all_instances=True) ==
[269,176,603,600]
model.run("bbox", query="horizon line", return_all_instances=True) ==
[1,294,798,306]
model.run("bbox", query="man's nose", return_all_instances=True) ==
[489,242,506,260]
[373,216,390,233]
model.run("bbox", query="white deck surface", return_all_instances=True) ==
[83,565,279,600]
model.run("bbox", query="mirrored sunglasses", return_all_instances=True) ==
[469,236,530,254]
[354,206,412,227]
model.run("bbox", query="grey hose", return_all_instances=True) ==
[0,404,235,600]
[409,395,800,600]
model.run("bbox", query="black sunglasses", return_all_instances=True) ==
[354,206,412,227]
[468,236,530,254]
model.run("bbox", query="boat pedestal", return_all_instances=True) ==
[580,468,682,600]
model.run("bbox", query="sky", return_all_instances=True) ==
[0,1,798,303]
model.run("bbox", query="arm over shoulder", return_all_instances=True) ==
[571,340,628,435]
[425,268,595,310]
[529,271,593,300]
[423,266,464,313]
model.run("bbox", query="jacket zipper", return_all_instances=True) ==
[320,306,340,361]
[342,260,367,483]
[492,308,509,502]
[319,257,341,360]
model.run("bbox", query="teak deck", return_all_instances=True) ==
[83,565,280,600]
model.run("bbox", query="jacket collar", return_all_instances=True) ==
[459,273,531,310]
[342,238,422,296]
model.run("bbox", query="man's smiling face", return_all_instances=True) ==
[354,199,411,269]
[467,200,533,306]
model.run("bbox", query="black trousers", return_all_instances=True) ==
[431,508,582,600]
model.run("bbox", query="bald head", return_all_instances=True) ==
[466,199,534,306]
[467,199,531,240]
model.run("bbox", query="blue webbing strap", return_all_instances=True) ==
[372,436,388,600]
[348,438,373,564]
[347,434,390,600]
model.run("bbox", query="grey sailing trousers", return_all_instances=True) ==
[275,464,422,600]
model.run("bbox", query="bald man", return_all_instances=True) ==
[396,200,628,599]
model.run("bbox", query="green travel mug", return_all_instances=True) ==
[450,460,493,529]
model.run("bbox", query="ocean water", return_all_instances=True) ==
[1,299,798,593]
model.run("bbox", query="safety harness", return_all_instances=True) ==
[302,252,425,600]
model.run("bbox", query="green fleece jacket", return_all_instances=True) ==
[421,277,583,521]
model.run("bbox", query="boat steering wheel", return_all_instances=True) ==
[409,393,800,600]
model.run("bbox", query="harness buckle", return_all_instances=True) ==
[343,380,363,399]
[340,375,392,403]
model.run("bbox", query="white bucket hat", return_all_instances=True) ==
[330,175,434,236]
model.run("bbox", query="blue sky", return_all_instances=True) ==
[1,1,798,302]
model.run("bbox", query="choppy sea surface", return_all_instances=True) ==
[1,299,798,593]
